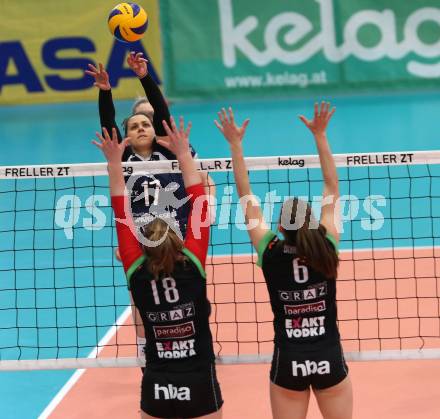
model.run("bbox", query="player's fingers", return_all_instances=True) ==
[179,115,185,133]
[162,120,173,137]
[87,63,98,72]
[242,118,250,132]
[185,121,192,137]
[299,115,311,127]
[157,138,171,150]
[101,127,110,140]
[327,107,336,121]
[214,120,224,133]
[169,116,178,134]
[122,137,130,148]
[228,107,235,125]
[221,108,228,123]
[111,127,118,142]
[95,132,105,143]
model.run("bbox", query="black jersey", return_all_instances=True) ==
[129,250,214,370]
[257,231,340,351]
[112,184,213,371]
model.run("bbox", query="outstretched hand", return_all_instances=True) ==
[299,102,335,139]
[214,107,250,147]
[92,127,129,164]
[127,52,148,78]
[158,116,192,158]
[85,63,111,91]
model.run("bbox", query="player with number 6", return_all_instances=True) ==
[215,103,352,419]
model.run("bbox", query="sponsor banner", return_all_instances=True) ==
[160,0,440,99]
[2,151,430,179]
[0,0,162,105]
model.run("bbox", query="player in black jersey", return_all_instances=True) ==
[93,117,222,419]
[215,103,352,419]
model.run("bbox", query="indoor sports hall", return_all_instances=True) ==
[1,1,440,419]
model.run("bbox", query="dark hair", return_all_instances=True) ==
[141,218,184,278]
[280,198,338,278]
[122,112,153,136]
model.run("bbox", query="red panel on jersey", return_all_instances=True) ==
[111,196,143,273]
[184,183,209,269]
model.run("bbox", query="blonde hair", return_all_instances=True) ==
[141,218,184,278]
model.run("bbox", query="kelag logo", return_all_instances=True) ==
[147,0,440,98]
[219,0,440,78]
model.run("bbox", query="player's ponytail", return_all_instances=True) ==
[141,218,183,278]
[280,198,338,279]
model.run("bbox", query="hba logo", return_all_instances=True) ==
[219,0,440,78]
[154,384,191,401]
[292,360,330,377]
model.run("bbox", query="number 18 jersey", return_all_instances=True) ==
[112,183,213,371]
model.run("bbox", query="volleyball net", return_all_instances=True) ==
[1,150,440,370]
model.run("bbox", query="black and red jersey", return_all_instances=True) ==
[112,183,213,370]
[257,231,340,351]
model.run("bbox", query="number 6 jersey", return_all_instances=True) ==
[257,231,341,352]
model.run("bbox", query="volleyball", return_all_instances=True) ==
[108,3,148,43]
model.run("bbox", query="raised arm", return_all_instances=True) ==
[127,52,171,138]
[159,116,199,189]
[299,102,340,242]
[86,63,132,160]
[215,108,269,250]
[92,128,142,274]
[159,117,210,267]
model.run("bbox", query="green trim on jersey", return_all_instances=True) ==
[182,247,206,279]
[126,255,146,289]
[325,233,339,254]
[256,230,277,268]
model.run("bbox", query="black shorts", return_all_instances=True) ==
[270,342,348,391]
[141,363,223,418]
